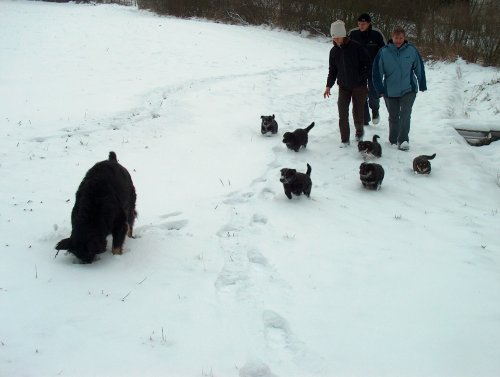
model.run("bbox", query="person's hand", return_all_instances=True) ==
[323,87,331,98]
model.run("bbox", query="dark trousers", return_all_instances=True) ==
[383,91,417,144]
[363,78,379,124]
[337,85,368,143]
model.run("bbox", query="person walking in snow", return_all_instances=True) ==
[372,26,427,151]
[348,13,386,126]
[324,20,371,147]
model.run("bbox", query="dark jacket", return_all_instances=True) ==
[372,40,427,97]
[348,25,386,62]
[326,38,371,90]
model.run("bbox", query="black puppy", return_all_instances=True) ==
[358,134,382,158]
[413,153,436,174]
[282,122,315,152]
[280,163,312,199]
[261,114,278,135]
[359,162,385,190]
[55,151,137,263]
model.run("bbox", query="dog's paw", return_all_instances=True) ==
[112,247,123,255]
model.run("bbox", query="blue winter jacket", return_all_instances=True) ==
[372,40,427,97]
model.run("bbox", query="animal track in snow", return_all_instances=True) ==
[223,191,255,205]
[251,213,268,225]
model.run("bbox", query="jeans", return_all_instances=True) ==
[337,85,368,143]
[383,91,417,144]
[363,78,379,124]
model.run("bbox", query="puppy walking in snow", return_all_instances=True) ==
[280,163,312,199]
[413,153,436,174]
[282,122,315,152]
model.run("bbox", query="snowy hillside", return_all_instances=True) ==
[1,1,499,376]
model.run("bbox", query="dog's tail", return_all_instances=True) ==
[306,163,312,176]
[108,151,118,162]
[421,153,436,160]
[305,122,315,133]
[372,134,380,142]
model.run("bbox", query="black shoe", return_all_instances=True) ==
[355,133,364,142]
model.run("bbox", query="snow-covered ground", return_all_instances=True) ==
[1,1,499,376]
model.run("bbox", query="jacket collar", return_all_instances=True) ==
[387,39,409,50]
[333,37,351,48]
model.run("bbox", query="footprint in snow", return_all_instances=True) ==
[259,187,275,200]
[239,360,276,377]
[135,213,188,236]
[223,191,255,205]
[247,249,268,267]
[262,310,293,350]
[159,211,183,219]
[251,213,268,225]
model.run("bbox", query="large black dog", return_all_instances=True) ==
[282,122,315,152]
[359,162,385,190]
[413,153,436,174]
[55,152,137,263]
[280,163,312,199]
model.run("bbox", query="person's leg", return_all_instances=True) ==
[363,99,371,125]
[352,86,368,140]
[398,91,417,144]
[383,96,400,145]
[367,78,380,122]
[337,86,352,143]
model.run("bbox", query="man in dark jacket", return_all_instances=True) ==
[348,13,386,126]
[324,20,371,147]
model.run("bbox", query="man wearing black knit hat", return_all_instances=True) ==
[348,13,386,126]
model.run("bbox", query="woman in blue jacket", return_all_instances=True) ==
[372,27,427,151]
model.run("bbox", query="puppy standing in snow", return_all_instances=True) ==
[280,163,312,199]
[359,162,385,190]
[282,122,315,152]
[413,153,436,174]
[260,114,279,135]
[358,134,382,158]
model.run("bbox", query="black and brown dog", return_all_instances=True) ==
[358,134,382,158]
[413,153,436,174]
[282,122,315,152]
[55,152,137,263]
[359,162,385,190]
[280,163,312,199]
[261,114,278,135]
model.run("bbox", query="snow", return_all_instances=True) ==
[1,1,500,376]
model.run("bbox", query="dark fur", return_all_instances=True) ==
[413,153,436,174]
[359,162,385,190]
[280,163,312,199]
[282,122,315,152]
[261,115,278,135]
[358,134,382,158]
[55,152,137,263]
